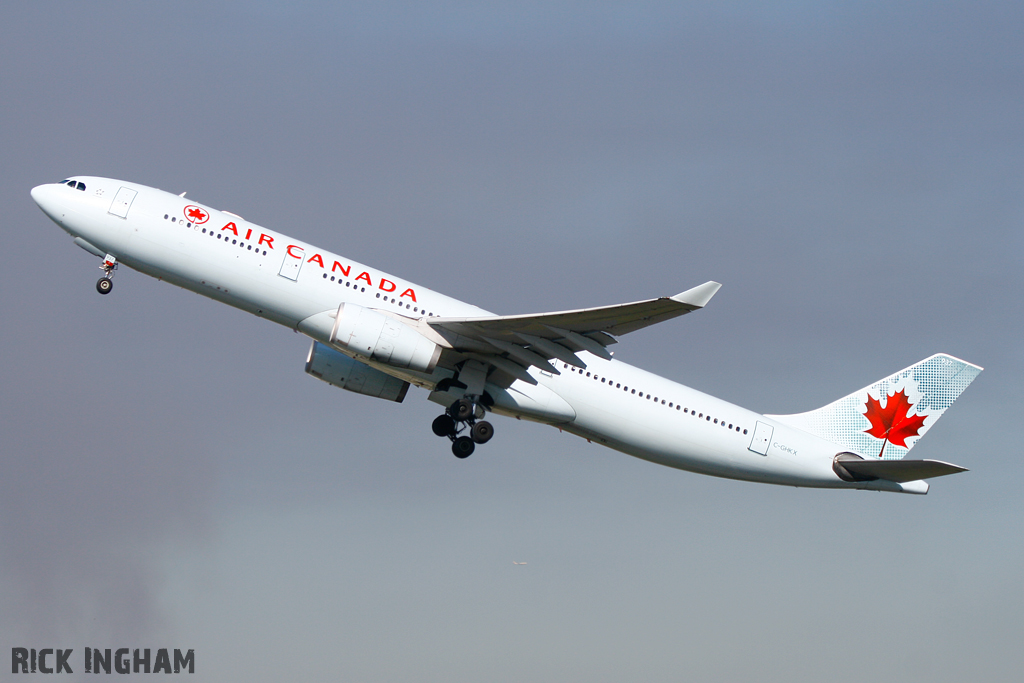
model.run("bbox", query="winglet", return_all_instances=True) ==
[671,281,721,308]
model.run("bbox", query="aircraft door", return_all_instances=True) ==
[108,187,138,218]
[279,246,305,281]
[748,421,773,456]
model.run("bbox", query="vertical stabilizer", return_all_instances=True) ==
[767,354,981,459]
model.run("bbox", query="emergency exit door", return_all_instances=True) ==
[748,421,773,456]
[279,247,304,281]
[108,187,137,218]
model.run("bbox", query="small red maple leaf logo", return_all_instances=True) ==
[863,388,927,458]
[184,205,208,223]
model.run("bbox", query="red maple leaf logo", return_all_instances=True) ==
[185,206,208,223]
[862,388,927,458]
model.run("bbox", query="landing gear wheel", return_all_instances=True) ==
[432,414,456,438]
[452,436,475,459]
[470,421,494,444]
[96,277,113,295]
[449,399,474,422]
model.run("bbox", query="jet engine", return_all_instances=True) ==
[330,303,441,373]
[305,341,410,403]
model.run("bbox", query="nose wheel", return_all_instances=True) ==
[432,398,494,458]
[96,254,118,295]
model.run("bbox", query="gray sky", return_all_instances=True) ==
[1,2,1021,681]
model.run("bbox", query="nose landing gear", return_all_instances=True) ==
[432,397,494,458]
[96,254,118,295]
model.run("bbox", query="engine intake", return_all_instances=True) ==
[305,341,410,403]
[330,303,441,373]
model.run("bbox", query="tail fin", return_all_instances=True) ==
[768,354,982,460]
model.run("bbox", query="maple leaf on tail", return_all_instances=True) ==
[863,388,927,458]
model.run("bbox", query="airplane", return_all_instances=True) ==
[31,176,982,495]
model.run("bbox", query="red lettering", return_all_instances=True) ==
[400,288,417,302]
[355,272,373,286]
[378,278,396,292]
[258,234,274,249]
[308,253,324,267]
[287,245,304,258]
[331,261,350,276]
[221,222,238,236]
[244,228,253,240]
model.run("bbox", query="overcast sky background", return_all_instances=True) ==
[1,2,1021,681]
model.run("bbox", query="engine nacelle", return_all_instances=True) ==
[305,341,410,403]
[330,303,441,373]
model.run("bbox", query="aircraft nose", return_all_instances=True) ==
[31,183,61,219]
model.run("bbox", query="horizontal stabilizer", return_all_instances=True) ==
[839,458,967,483]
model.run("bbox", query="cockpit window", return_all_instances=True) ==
[59,180,86,190]
[76,182,86,190]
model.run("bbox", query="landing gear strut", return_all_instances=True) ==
[96,254,118,295]
[432,396,494,458]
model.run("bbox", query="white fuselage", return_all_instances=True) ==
[31,176,921,494]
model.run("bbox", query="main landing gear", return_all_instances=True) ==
[96,254,118,295]
[431,397,494,459]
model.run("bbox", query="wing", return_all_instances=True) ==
[428,281,720,383]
